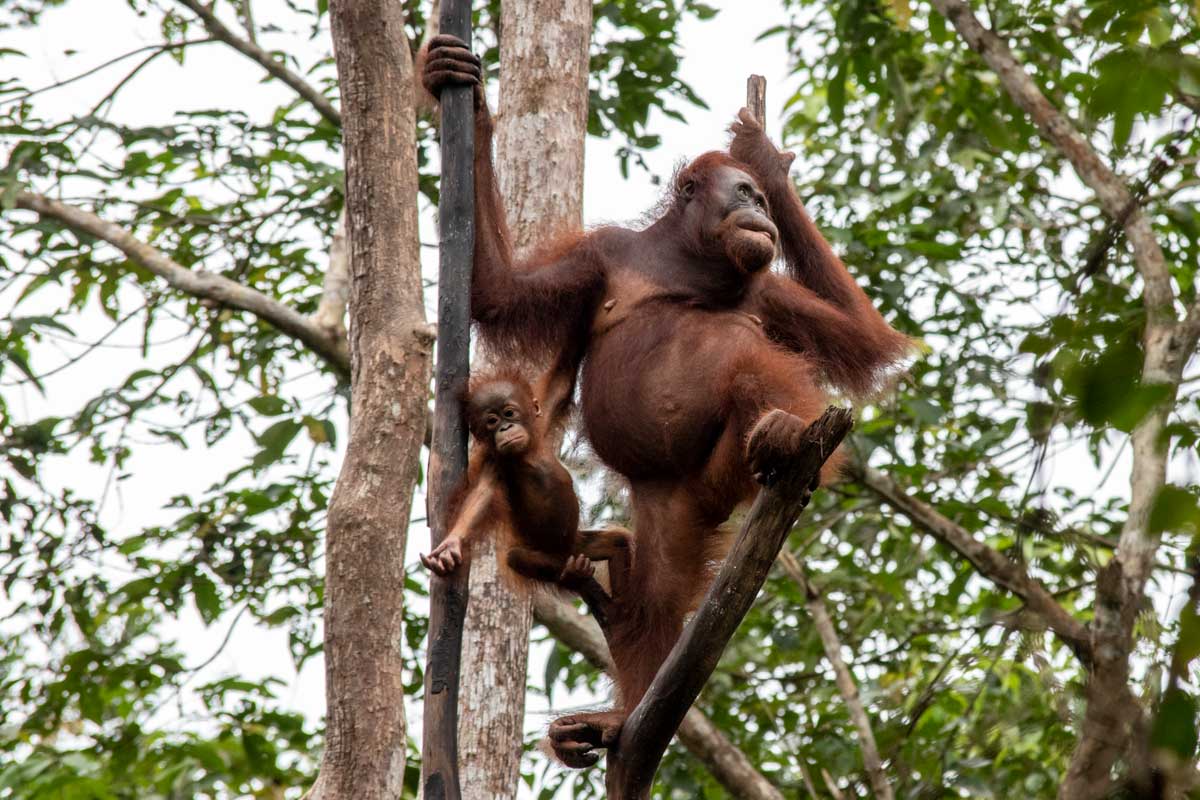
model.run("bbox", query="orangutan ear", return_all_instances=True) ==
[533,398,543,418]
[680,180,696,200]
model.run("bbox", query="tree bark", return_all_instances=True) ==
[310,3,430,799]
[457,0,592,796]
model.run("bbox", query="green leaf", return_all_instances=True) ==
[1149,486,1200,536]
[1089,49,1172,149]
[263,606,300,626]
[828,60,847,124]
[1018,333,1053,356]
[252,419,301,469]
[1175,606,1200,667]
[192,573,222,625]
[1147,14,1172,48]
[248,395,289,416]
[906,239,963,260]
[303,415,333,445]
[1152,690,1198,759]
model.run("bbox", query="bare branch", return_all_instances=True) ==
[778,551,893,800]
[175,0,342,127]
[239,0,258,44]
[929,0,1172,319]
[857,465,1091,660]
[530,594,785,800]
[313,209,350,340]
[610,408,854,798]
[15,191,350,376]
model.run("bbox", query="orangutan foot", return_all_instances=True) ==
[547,710,624,768]
[556,554,596,593]
[746,408,820,487]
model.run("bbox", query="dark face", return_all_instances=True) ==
[682,165,779,274]
[468,380,535,456]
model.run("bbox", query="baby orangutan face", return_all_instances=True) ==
[467,379,540,457]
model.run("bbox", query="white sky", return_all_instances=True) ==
[2,1,804,796]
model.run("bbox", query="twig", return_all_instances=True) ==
[175,0,341,127]
[1077,132,1184,285]
[3,39,215,104]
[239,0,258,44]
[0,301,147,388]
[608,407,854,799]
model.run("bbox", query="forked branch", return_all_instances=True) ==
[606,406,854,799]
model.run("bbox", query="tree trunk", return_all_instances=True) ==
[457,0,592,795]
[310,3,431,799]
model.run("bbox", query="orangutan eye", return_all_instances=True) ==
[737,184,751,199]
[486,414,499,427]
[503,408,517,419]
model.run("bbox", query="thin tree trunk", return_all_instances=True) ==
[457,1,592,795]
[310,3,431,799]
[778,552,893,800]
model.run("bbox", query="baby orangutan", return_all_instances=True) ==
[421,367,633,617]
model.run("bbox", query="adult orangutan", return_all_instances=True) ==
[422,35,911,768]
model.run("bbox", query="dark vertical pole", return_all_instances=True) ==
[422,1,474,798]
